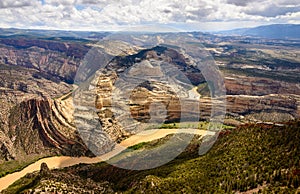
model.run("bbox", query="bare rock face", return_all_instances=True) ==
[225,76,300,96]
[95,72,130,143]
[0,139,15,160]
[92,46,205,133]
[71,45,207,155]
[0,39,89,84]
[128,82,182,123]
[92,45,300,136]
[0,33,299,162]
[226,94,298,119]
[0,38,93,161]
[224,75,300,121]
[7,96,92,158]
[40,162,50,176]
[0,71,77,161]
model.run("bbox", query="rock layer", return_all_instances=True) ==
[6,96,92,159]
[0,39,87,83]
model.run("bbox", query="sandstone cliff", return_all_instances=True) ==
[7,96,92,158]
[0,38,88,84]
[0,38,92,161]
[224,75,300,122]
[225,76,300,96]
[0,35,299,162]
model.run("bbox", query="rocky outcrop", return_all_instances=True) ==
[0,36,93,160]
[0,38,90,58]
[40,162,50,176]
[90,46,300,132]
[223,75,300,121]
[225,76,300,96]
[0,40,86,83]
[94,46,206,126]
[0,34,299,163]
[0,64,72,98]
[226,94,298,120]
[95,72,130,142]
[7,96,92,158]
[0,136,15,161]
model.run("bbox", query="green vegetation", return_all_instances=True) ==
[115,121,300,193]
[196,82,211,97]
[146,121,211,130]
[0,155,52,178]
[2,173,39,194]
[213,43,300,84]
[220,66,300,83]
[146,121,234,131]
[5,121,300,193]
[128,142,147,150]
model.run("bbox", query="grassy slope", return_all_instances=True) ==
[0,155,53,178]
[4,121,300,193]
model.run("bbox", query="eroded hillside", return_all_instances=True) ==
[0,30,299,179]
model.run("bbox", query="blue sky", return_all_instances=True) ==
[0,0,299,31]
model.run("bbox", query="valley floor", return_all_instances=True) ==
[0,128,212,191]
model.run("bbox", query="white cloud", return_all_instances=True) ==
[226,0,267,7]
[243,1,300,17]
[0,0,298,31]
[45,0,76,6]
[0,0,40,8]
[276,0,300,6]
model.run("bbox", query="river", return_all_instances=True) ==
[0,128,214,191]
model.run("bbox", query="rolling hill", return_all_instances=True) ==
[217,24,300,40]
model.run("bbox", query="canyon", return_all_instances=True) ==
[0,31,299,181]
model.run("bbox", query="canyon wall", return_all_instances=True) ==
[0,36,299,161]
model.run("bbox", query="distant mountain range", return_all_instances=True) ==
[0,28,109,40]
[217,24,300,40]
[0,24,299,40]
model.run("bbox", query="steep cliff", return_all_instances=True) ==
[7,97,91,158]
[225,76,300,96]
[0,34,299,163]
[0,37,93,162]
[92,46,299,126]
[0,38,89,83]
[224,75,300,121]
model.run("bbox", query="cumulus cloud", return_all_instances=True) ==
[226,0,267,7]
[243,1,300,17]
[0,0,39,8]
[0,0,298,31]
[225,0,300,7]
[276,0,300,6]
[45,0,76,6]
[247,6,299,17]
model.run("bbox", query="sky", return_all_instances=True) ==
[0,0,299,32]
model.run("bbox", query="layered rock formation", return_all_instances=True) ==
[96,46,206,124]
[0,93,92,161]
[0,38,88,84]
[92,46,300,127]
[225,76,300,96]
[78,45,300,149]
[226,94,298,120]
[0,33,299,162]
[0,37,92,161]
[72,45,210,154]
[224,75,300,121]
